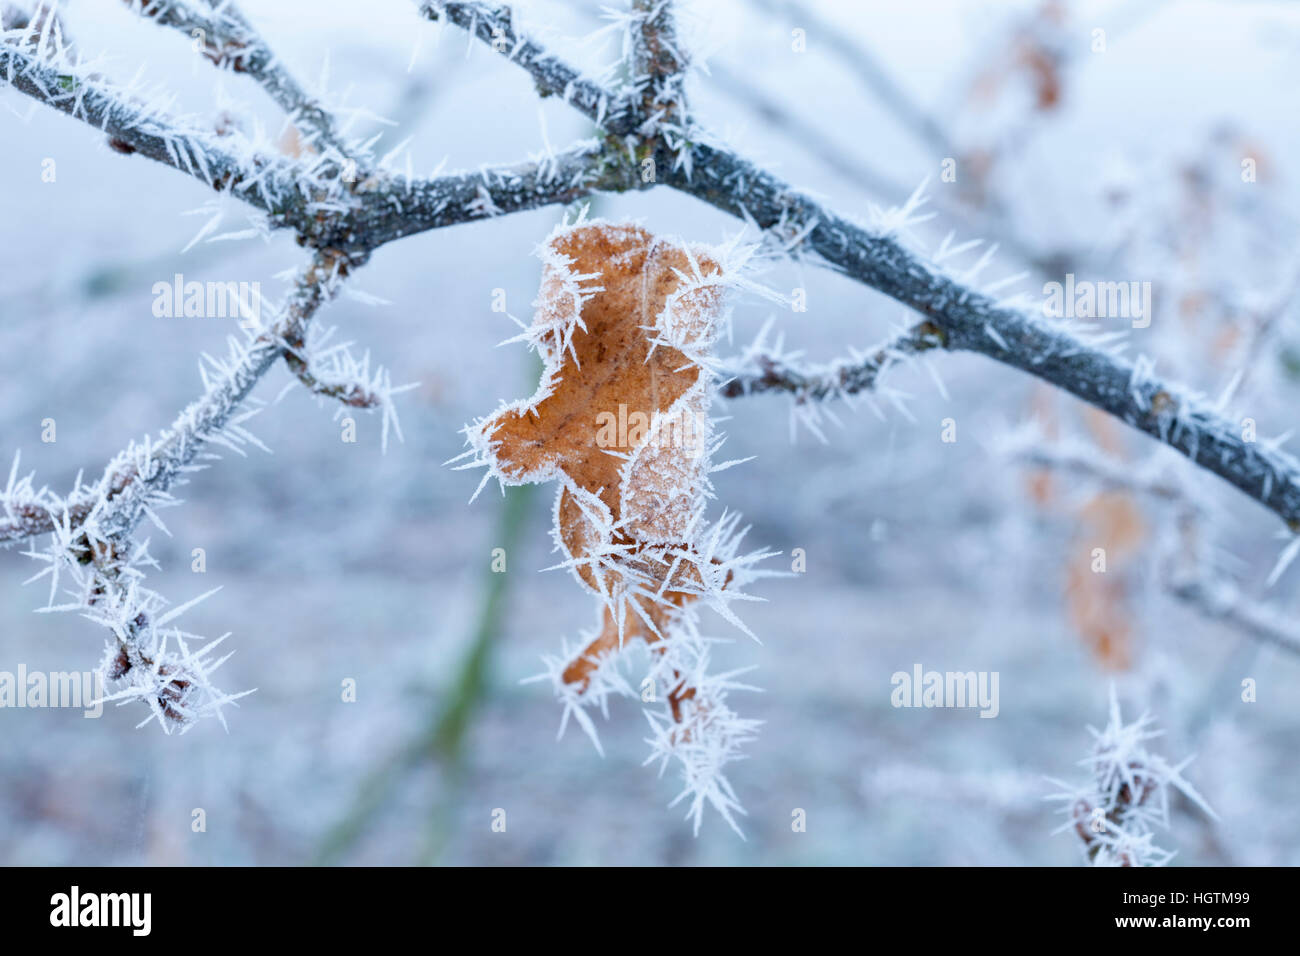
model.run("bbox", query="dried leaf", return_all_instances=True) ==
[461,217,770,832]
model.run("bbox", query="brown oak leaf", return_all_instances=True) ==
[468,220,731,715]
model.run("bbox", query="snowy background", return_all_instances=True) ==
[2,0,1300,865]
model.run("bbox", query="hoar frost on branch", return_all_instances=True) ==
[5,254,353,731]
[0,0,1296,827]
[1048,686,1216,867]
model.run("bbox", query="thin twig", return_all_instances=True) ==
[125,0,352,157]
[416,1,636,133]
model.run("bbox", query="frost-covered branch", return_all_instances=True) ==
[1048,686,1216,867]
[0,24,341,235]
[94,253,352,540]
[124,0,351,158]
[30,529,252,733]
[0,462,70,546]
[281,323,414,454]
[416,0,636,133]
[628,0,686,128]
[337,139,634,251]
[666,144,1300,530]
[1,22,619,252]
[718,319,944,401]
[703,60,1067,277]
[7,254,348,544]
[5,253,354,729]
